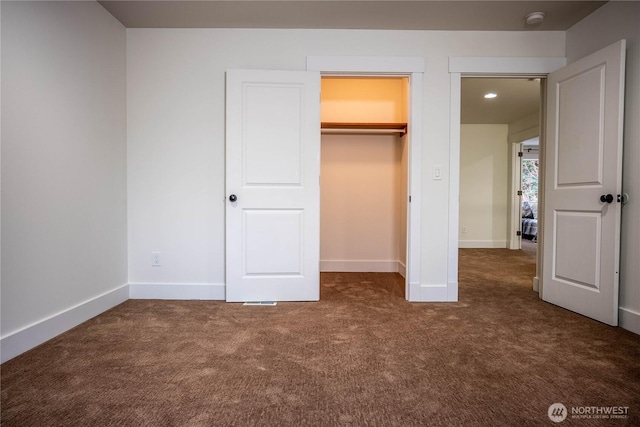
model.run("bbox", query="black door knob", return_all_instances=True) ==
[229,194,237,202]
[600,194,614,204]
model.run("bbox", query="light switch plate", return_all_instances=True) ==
[433,165,442,180]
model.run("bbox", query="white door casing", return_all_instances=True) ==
[449,56,567,300]
[226,69,320,302]
[307,56,428,301]
[510,142,524,250]
[542,40,626,325]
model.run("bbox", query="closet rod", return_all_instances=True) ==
[321,122,407,135]
[322,128,406,135]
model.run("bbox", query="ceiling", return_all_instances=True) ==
[461,77,541,124]
[99,1,606,30]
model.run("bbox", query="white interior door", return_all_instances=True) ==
[542,40,626,325]
[226,69,320,302]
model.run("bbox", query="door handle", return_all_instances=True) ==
[600,194,614,204]
[229,194,237,202]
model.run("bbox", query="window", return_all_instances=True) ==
[522,159,539,202]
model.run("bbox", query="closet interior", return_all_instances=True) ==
[320,77,409,282]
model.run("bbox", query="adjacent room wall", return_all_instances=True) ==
[566,0,640,334]
[1,1,128,361]
[126,28,565,297]
[508,112,539,143]
[459,125,509,248]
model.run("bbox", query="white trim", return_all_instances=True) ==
[449,57,566,74]
[407,72,423,301]
[0,284,129,363]
[398,260,406,279]
[320,260,402,273]
[308,56,423,301]
[410,283,450,302]
[619,307,640,335]
[307,56,424,73]
[509,142,523,250]
[448,281,459,301]
[129,283,225,300]
[458,240,508,249]
[448,73,461,301]
[533,276,540,293]
[536,79,547,297]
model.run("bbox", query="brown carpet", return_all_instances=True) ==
[2,248,639,426]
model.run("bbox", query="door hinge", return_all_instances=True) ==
[518,152,523,157]
[516,231,522,236]
[409,195,412,203]
[517,190,523,196]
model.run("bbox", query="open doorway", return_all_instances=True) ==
[319,76,409,298]
[520,137,540,252]
[458,77,541,279]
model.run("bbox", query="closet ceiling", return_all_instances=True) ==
[99,1,606,30]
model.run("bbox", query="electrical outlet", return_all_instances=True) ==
[152,252,161,266]
[462,226,467,233]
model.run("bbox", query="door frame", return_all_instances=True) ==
[307,56,424,301]
[509,141,524,250]
[449,56,566,294]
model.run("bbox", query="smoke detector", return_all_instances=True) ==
[525,12,545,25]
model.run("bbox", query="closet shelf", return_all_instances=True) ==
[321,122,407,135]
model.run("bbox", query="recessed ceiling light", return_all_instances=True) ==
[525,11,545,25]
[484,93,497,99]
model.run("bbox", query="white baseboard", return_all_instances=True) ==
[129,283,225,300]
[459,240,508,249]
[408,282,457,302]
[532,276,540,293]
[398,261,406,278]
[320,260,401,273]
[619,307,640,335]
[0,284,129,363]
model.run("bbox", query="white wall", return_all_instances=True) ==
[566,1,640,334]
[126,28,564,297]
[459,125,509,248]
[1,1,128,361]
